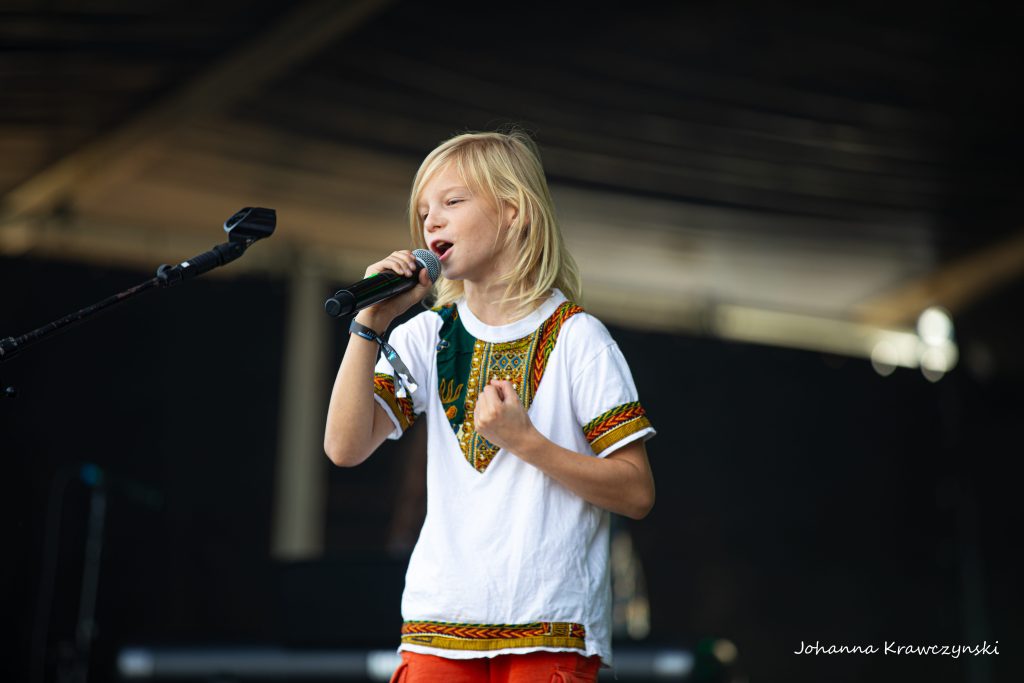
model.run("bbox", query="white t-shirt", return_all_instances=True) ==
[372,289,655,666]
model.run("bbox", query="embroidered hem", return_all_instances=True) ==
[401,620,586,652]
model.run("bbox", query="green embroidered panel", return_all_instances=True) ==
[435,305,474,431]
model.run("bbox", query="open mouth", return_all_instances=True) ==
[432,241,453,259]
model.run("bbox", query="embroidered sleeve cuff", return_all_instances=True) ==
[373,372,417,439]
[582,401,654,457]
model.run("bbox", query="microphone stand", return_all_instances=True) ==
[0,207,275,368]
[1,274,163,361]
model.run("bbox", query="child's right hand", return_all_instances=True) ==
[353,250,433,331]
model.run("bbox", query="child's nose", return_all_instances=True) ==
[424,212,445,231]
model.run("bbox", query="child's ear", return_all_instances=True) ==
[503,203,518,229]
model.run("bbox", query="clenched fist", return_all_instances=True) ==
[473,379,538,454]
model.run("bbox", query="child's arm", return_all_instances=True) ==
[323,251,432,467]
[474,379,655,519]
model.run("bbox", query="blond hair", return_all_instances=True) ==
[408,129,582,315]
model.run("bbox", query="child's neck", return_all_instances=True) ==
[463,280,540,326]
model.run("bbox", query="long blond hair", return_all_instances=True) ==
[408,129,582,315]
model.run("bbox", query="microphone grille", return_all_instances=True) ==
[412,248,441,283]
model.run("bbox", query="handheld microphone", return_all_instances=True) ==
[324,249,441,318]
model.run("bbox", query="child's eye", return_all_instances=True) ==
[446,198,463,206]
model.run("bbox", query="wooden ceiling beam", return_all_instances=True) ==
[854,229,1024,327]
[0,0,393,223]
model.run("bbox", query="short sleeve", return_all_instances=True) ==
[572,339,655,458]
[372,315,432,440]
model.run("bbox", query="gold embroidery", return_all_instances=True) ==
[439,378,464,404]
[400,620,586,652]
[373,373,416,431]
[584,401,651,455]
[459,333,541,472]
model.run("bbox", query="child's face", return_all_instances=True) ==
[418,163,515,284]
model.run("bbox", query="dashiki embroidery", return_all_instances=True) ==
[373,372,416,431]
[435,301,583,473]
[401,620,586,652]
[583,401,651,455]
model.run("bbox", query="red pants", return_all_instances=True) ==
[389,650,601,683]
